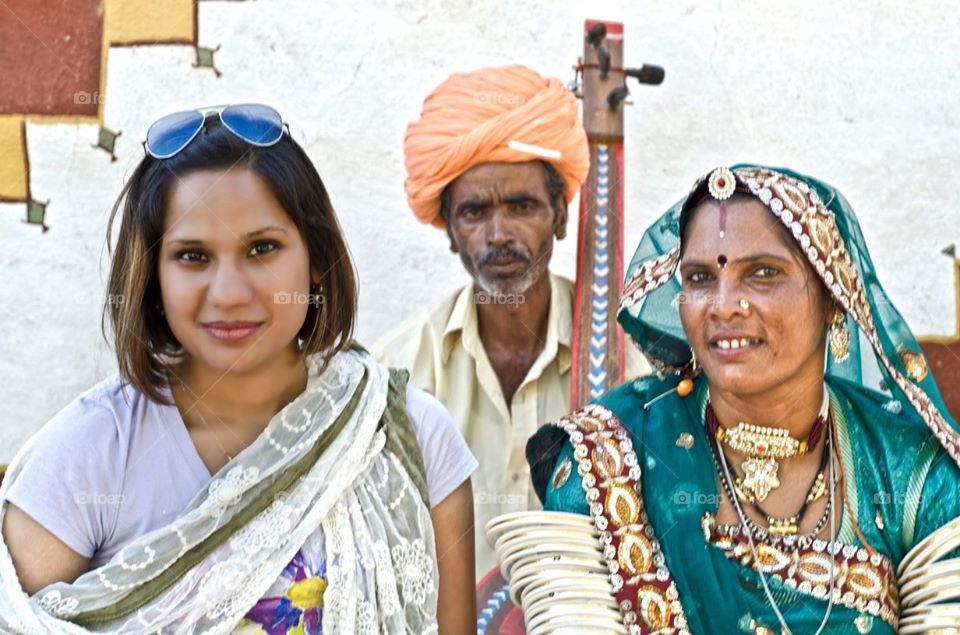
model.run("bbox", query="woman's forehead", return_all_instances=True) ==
[163,168,295,239]
[682,197,796,260]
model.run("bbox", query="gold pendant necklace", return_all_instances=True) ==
[707,391,829,503]
[733,470,827,505]
[738,456,781,503]
[731,441,831,536]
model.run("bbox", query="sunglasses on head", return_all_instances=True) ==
[143,103,285,159]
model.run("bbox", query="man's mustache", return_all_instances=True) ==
[478,247,530,268]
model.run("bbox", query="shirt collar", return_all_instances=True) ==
[441,272,572,375]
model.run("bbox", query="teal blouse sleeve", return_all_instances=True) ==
[542,441,590,515]
[909,442,960,555]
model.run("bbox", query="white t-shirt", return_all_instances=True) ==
[5,375,477,570]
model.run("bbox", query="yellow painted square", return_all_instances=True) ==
[105,0,194,45]
[0,116,28,201]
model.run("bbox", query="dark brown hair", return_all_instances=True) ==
[103,117,357,404]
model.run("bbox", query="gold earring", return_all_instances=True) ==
[829,310,850,363]
[689,350,700,374]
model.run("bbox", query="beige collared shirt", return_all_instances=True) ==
[373,273,647,575]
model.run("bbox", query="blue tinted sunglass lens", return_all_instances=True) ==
[145,111,205,158]
[221,104,283,146]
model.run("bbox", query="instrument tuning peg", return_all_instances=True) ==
[586,23,606,47]
[598,45,611,79]
[625,65,666,86]
[607,85,630,110]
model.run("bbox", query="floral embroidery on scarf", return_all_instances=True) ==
[203,465,261,520]
[392,538,435,606]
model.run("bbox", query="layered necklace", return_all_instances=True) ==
[705,392,838,634]
[710,428,831,537]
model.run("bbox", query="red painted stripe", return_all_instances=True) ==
[570,181,591,409]
[584,19,624,38]
[615,143,626,382]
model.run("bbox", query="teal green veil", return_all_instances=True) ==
[618,164,960,459]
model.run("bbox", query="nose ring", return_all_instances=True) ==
[739,298,750,310]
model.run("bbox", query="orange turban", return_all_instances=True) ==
[404,65,589,229]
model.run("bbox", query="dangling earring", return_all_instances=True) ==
[829,310,850,363]
[689,350,701,375]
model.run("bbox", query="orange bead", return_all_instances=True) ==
[677,378,694,397]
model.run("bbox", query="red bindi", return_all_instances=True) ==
[717,254,728,268]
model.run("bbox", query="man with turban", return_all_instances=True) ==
[374,65,645,575]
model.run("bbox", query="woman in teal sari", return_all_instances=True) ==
[527,165,960,634]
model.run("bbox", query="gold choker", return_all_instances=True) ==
[706,392,829,502]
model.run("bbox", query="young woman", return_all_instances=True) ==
[0,104,477,633]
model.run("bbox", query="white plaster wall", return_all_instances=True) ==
[2,0,959,461]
